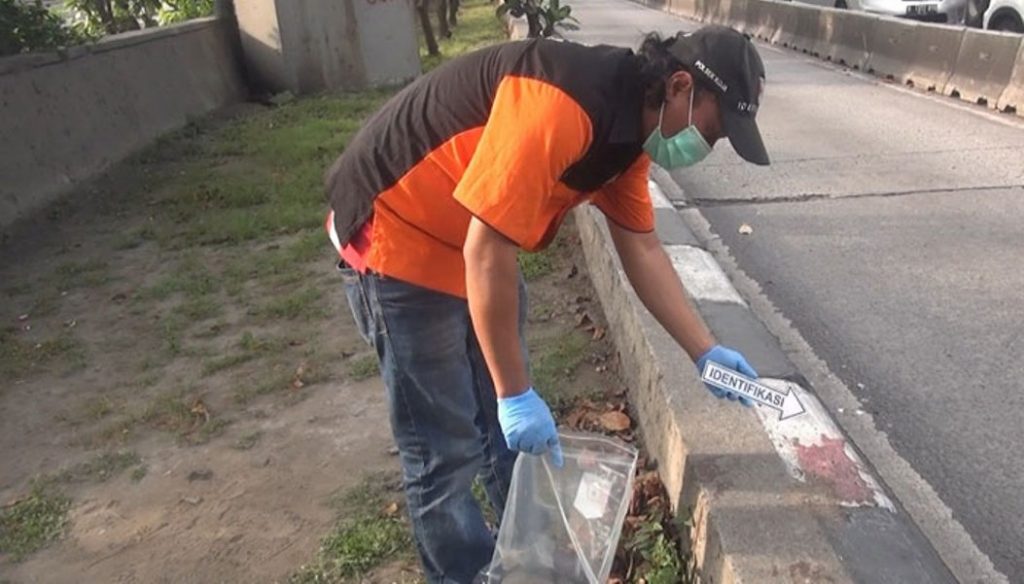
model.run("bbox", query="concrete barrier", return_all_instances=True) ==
[0,18,245,229]
[756,0,799,45]
[788,2,832,57]
[769,1,804,49]
[639,0,1024,119]
[997,39,1024,113]
[822,9,878,70]
[666,0,699,19]
[705,0,748,26]
[865,17,923,80]
[739,0,781,42]
[903,23,965,92]
[945,28,1023,106]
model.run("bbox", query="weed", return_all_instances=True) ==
[202,332,285,376]
[518,249,555,281]
[53,450,141,484]
[191,418,231,445]
[258,287,326,321]
[530,331,590,392]
[0,483,71,561]
[294,472,411,582]
[54,259,111,290]
[471,478,498,526]
[130,466,148,482]
[233,431,263,451]
[0,330,87,380]
[175,295,222,321]
[347,355,380,381]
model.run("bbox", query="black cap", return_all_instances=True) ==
[668,26,769,166]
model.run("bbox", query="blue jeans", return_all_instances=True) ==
[341,266,523,584]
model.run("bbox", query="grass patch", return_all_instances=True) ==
[82,396,117,421]
[192,418,231,445]
[0,484,71,561]
[130,466,148,483]
[347,355,380,381]
[54,259,112,290]
[530,331,590,392]
[471,478,498,526]
[518,249,555,281]
[175,295,222,321]
[420,0,507,71]
[257,287,326,321]
[130,390,231,445]
[0,329,87,380]
[53,450,141,484]
[143,255,219,301]
[26,290,62,318]
[233,430,263,451]
[233,368,293,404]
[202,331,286,376]
[293,472,411,583]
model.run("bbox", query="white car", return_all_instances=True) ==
[983,0,1024,30]
[801,0,952,22]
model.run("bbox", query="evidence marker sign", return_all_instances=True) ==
[701,362,806,421]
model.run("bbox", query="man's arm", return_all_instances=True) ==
[607,220,715,361]
[607,218,757,404]
[464,217,529,398]
[464,216,563,462]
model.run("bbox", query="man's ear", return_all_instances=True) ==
[665,70,694,100]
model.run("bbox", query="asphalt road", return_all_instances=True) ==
[564,0,1024,580]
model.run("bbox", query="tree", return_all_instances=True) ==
[63,0,214,36]
[0,0,88,55]
[497,0,578,38]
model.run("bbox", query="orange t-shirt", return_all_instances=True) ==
[325,40,655,298]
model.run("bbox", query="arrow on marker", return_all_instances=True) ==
[701,362,806,420]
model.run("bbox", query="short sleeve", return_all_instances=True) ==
[591,154,655,233]
[453,76,593,250]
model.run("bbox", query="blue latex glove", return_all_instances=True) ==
[696,345,758,407]
[497,388,564,467]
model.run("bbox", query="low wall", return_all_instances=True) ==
[0,18,246,229]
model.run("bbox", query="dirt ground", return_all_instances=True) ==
[0,107,629,583]
[1,5,689,581]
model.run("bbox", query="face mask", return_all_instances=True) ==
[643,86,712,169]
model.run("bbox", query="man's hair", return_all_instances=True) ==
[636,32,715,108]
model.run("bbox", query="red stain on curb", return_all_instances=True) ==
[793,436,873,504]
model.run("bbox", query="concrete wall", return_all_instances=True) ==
[0,18,246,228]
[234,0,292,91]
[234,0,420,94]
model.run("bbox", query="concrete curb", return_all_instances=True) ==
[573,168,957,583]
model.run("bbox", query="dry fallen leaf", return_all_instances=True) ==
[575,312,592,328]
[599,411,631,432]
[592,326,606,341]
[383,501,400,517]
[738,223,754,235]
[566,407,590,430]
[190,399,210,423]
[292,361,307,390]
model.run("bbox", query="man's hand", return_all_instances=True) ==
[497,388,563,467]
[696,345,758,407]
